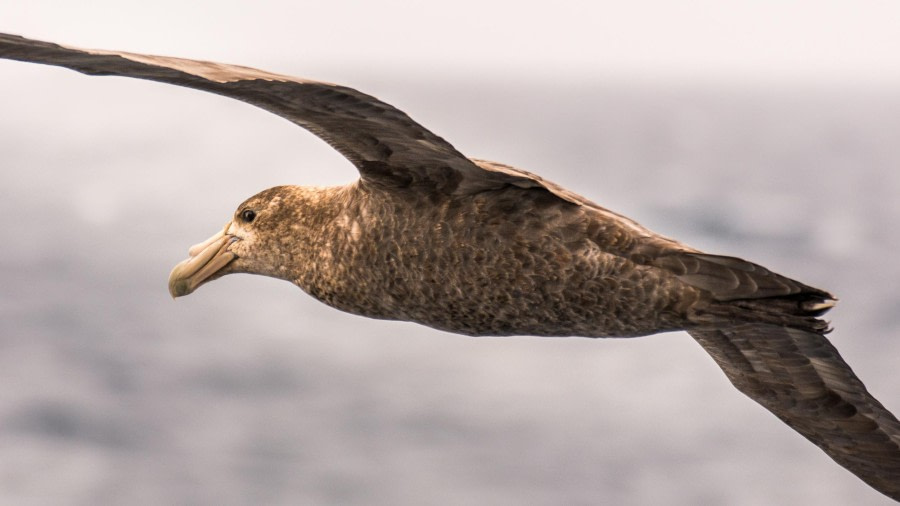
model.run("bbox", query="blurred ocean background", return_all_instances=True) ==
[2,2,900,505]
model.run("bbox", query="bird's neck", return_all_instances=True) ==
[287,182,372,303]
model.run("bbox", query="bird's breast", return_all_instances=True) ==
[299,189,688,337]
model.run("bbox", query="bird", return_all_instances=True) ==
[1,33,898,500]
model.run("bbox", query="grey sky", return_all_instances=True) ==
[3,1,900,84]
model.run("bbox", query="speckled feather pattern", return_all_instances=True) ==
[274,183,695,337]
[2,32,898,501]
[251,177,825,339]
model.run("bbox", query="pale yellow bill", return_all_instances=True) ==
[168,225,237,298]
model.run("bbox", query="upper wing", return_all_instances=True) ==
[690,325,900,500]
[0,33,540,195]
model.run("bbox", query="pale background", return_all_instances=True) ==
[1,1,899,505]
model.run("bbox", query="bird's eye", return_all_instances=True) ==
[240,209,256,223]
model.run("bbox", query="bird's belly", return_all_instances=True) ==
[316,246,686,338]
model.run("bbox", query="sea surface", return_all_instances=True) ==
[1,68,899,505]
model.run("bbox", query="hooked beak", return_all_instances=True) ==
[168,224,239,298]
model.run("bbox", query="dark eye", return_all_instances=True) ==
[240,209,256,223]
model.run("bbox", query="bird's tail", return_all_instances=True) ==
[652,252,835,332]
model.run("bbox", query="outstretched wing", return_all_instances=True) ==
[690,325,900,500]
[0,33,536,195]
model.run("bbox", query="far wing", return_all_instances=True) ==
[0,33,536,195]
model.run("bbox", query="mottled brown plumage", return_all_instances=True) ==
[1,33,898,500]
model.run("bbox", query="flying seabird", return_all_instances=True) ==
[1,33,898,500]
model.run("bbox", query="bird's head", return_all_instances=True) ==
[168,185,311,298]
